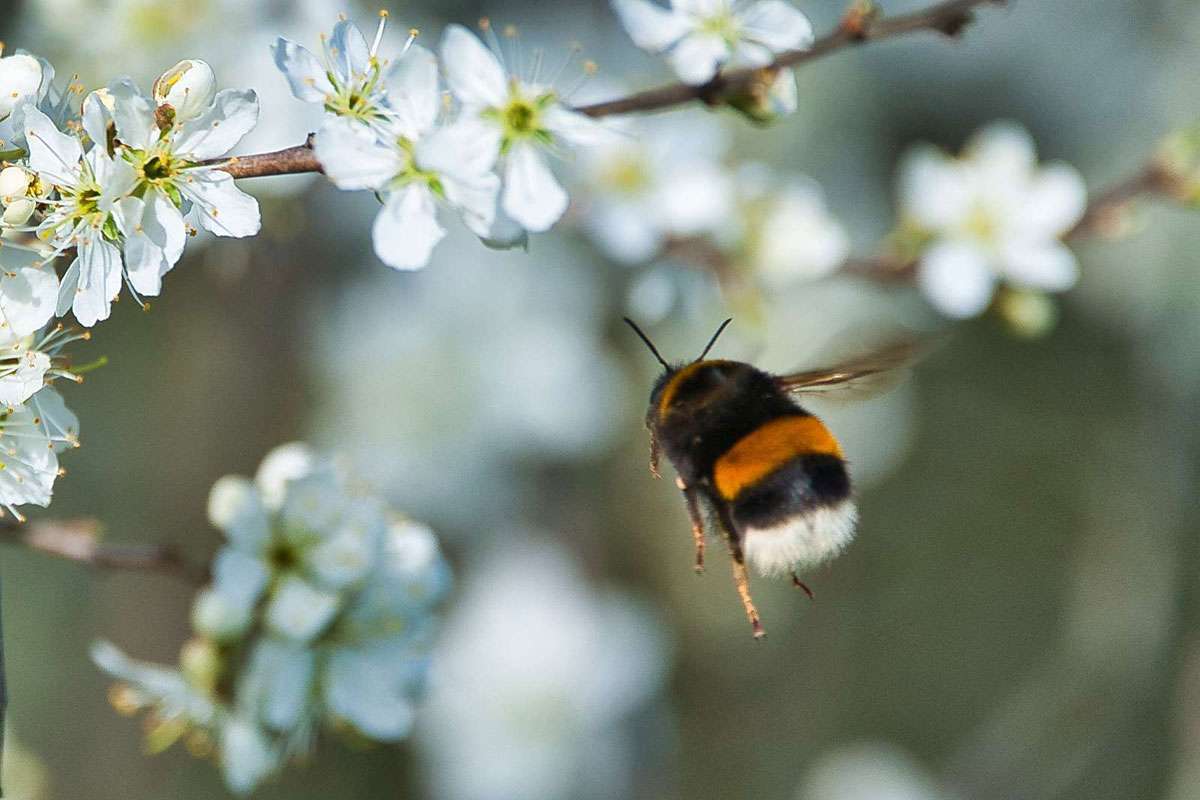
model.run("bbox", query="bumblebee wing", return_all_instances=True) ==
[774,337,928,403]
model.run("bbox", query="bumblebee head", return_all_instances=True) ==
[624,318,737,423]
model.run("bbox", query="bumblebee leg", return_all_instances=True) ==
[714,502,764,639]
[791,572,815,600]
[648,430,661,479]
[680,485,706,574]
[732,559,765,640]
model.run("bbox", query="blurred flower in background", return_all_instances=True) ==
[896,121,1087,320]
[418,538,669,800]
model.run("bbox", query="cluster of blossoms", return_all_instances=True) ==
[573,107,849,309]
[92,443,451,795]
[0,47,262,516]
[275,13,613,270]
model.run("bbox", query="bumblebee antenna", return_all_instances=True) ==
[623,317,670,370]
[696,318,732,361]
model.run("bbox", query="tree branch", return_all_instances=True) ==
[0,516,204,584]
[212,0,1005,181]
[576,0,1006,117]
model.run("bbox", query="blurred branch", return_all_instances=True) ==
[212,0,1006,181]
[0,516,205,584]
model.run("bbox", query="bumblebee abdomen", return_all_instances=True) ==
[712,415,844,502]
[713,415,858,576]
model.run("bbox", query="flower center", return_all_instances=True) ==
[391,137,444,196]
[964,205,998,245]
[601,155,650,195]
[697,10,741,45]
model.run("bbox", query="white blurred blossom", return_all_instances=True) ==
[738,168,850,285]
[612,0,812,109]
[898,121,1087,318]
[95,442,451,795]
[419,540,668,800]
[575,108,734,263]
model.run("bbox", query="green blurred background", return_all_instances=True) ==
[2,0,1199,798]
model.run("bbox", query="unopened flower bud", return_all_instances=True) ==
[180,636,221,694]
[997,287,1057,338]
[153,59,216,123]
[2,197,35,226]
[0,165,31,200]
[191,587,253,643]
[0,54,42,119]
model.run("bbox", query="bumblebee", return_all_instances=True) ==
[625,318,920,639]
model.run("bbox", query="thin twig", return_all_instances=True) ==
[0,516,204,584]
[212,0,1004,181]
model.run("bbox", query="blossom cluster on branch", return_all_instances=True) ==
[92,443,451,794]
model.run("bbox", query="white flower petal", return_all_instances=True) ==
[1013,162,1087,238]
[207,475,271,549]
[0,259,58,337]
[81,90,112,152]
[55,259,78,318]
[122,231,165,296]
[387,44,440,137]
[244,640,316,732]
[23,106,81,188]
[442,171,501,239]
[0,54,42,119]
[180,169,261,238]
[668,32,729,85]
[731,40,775,68]
[502,144,568,232]
[265,576,341,641]
[415,118,500,181]
[173,88,259,160]
[898,145,971,231]
[70,237,122,327]
[271,38,335,103]
[918,240,997,318]
[106,78,158,152]
[586,201,663,263]
[220,716,278,796]
[543,106,614,148]
[324,643,415,741]
[612,0,692,51]
[739,0,815,52]
[329,20,372,84]
[440,25,509,108]
[966,120,1037,185]
[0,349,49,406]
[254,442,314,510]
[143,188,187,265]
[999,240,1079,291]
[313,117,398,191]
[212,548,270,609]
[191,585,255,642]
[372,185,445,271]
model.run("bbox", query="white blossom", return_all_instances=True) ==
[575,108,734,262]
[747,174,849,284]
[898,120,1087,318]
[440,24,613,233]
[315,44,500,270]
[272,14,406,136]
[612,0,813,100]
